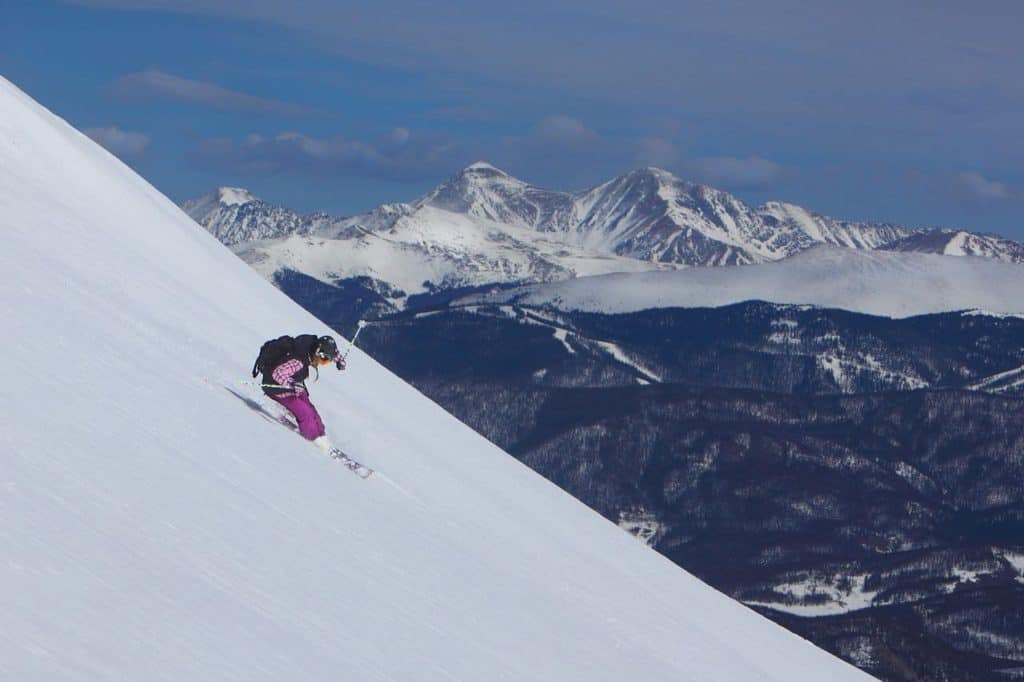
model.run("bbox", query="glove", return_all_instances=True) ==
[335,354,346,371]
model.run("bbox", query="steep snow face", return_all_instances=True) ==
[571,169,716,260]
[572,169,780,264]
[0,76,871,681]
[417,161,577,231]
[463,245,1024,318]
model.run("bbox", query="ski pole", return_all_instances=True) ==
[342,320,368,361]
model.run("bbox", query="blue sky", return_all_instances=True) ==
[3,0,1022,237]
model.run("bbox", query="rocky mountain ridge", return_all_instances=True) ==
[184,163,1024,292]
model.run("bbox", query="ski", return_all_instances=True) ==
[329,447,374,479]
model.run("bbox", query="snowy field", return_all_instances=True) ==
[462,243,1024,318]
[0,75,872,681]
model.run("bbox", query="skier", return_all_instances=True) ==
[251,334,346,453]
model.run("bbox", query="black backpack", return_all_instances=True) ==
[251,335,296,378]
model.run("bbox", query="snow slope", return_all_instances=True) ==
[0,75,872,681]
[462,244,1024,318]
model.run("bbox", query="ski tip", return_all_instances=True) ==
[328,447,374,479]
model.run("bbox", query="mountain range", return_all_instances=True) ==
[184,162,1024,314]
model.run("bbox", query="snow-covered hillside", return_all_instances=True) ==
[461,244,1024,318]
[0,77,871,680]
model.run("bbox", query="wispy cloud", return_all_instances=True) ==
[188,128,459,181]
[635,138,681,169]
[83,125,151,160]
[486,116,626,187]
[110,69,312,116]
[523,117,682,175]
[683,156,785,191]
[73,2,1024,128]
[426,106,500,123]
[952,170,1017,203]
[186,109,784,194]
[530,116,596,146]
[496,116,781,192]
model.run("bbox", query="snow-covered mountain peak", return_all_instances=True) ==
[463,160,510,175]
[568,166,763,263]
[429,160,529,194]
[632,165,691,186]
[596,166,694,196]
[417,161,569,229]
[181,186,259,217]
[217,186,257,206]
[182,185,343,246]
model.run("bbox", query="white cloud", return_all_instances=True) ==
[111,69,312,116]
[83,126,151,160]
[635,138,681,168]
[532,116,594,145]
[953,170,1015,202]
[189,128,458,181]
[493,116,783,193]
[684,156,784,190]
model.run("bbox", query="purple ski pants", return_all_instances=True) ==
[270,391,326,441]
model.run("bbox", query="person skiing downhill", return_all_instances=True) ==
[251,334,346,453]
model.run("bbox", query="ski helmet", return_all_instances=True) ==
[314,335,338,360]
